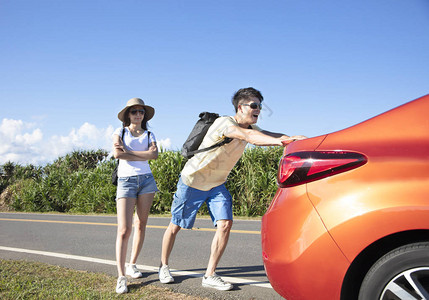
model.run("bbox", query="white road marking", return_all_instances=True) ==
[0,246,272,289]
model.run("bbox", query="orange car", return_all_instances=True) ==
[261,94,429,300]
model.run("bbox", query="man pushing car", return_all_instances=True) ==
[159,87,306,290]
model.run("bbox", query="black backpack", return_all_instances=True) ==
[181,112,233,159]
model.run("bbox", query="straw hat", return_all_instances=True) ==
[117,98,155,122]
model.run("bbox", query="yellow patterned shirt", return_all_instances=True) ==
[181,116,260,191]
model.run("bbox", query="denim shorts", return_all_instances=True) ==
[170,177,233,229]
[116,173,158,200]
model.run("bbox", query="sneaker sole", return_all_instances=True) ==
[159,277,174,284]
[116,288,128,294]
[126,272,143,279]
[202,283,233,291]
[116,285,128,294]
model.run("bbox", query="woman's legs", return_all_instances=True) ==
[129,193,155,265]
[116,197,136,277]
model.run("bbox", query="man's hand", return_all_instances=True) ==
[281,135,307,146]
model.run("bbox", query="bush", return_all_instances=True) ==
[0,147,284,216]
[1,150,110,213]
[227,146,282,216]
[68,161,117,214]
[0,162,43,195]
[9,179,50,211]
[150,150,186,213]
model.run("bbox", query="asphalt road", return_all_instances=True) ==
[0,212,283,300]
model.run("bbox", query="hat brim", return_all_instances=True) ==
[118,105,155,122]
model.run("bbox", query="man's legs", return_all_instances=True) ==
[201,185,234,291]
[158,222,181,283]
[205,219,233,277]
[159,178,207,284]
[161,222,182,266]
[161,178,205,266]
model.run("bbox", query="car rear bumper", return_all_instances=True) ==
[262,187,350,300]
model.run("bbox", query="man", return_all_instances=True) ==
[159,87,306,290]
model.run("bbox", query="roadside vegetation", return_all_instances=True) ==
[0,147,283,216]
[0,259,206,299]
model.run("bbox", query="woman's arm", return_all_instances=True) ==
[113,135,158,161]
[127,143,158,160]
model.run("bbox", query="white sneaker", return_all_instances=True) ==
[159,265,174,284]
[202,273,233,291]
[116,276,128,294]
[126,264,143,279]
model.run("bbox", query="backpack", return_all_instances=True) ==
[181,112,233,159]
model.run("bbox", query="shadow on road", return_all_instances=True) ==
[172,265,266,278]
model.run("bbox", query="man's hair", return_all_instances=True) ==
[231,87,264,112]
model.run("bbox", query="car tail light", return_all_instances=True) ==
[278,151,367,188]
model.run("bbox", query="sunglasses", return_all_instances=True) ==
[242,102,262,110]
[130,109,145,115]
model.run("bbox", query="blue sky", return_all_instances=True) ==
[1,0,428,165]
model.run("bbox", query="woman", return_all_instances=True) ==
[112,97,159,294]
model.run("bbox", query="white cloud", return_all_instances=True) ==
[47,123,115,158]
[15,128,43,145]
[158,138,172,149]
[0,119,115,165]
[0,118,173,166]
[0,119,36,139]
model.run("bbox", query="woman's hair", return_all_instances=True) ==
[231,87,264,112]
[122,107,148,130]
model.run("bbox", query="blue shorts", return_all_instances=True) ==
[170,177,233,229]
[116,174,158,200]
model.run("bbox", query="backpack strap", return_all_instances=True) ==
[116,127,126,164]
[121,127,125,139]
[186,116,252,157]
[186,136,233,157]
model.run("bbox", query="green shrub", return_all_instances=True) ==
[150,149,187,213]
[10,179,51,212]
[0,162,43,195]
[68,160,117,213]
[52,149,107,171]
[0,147,284,216]
[227,146,283,216]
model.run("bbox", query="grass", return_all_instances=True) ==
[0,259,207,300]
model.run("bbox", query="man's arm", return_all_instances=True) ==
[261,130,289,139]
[224,126,306,146]
[261,130,307,145]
